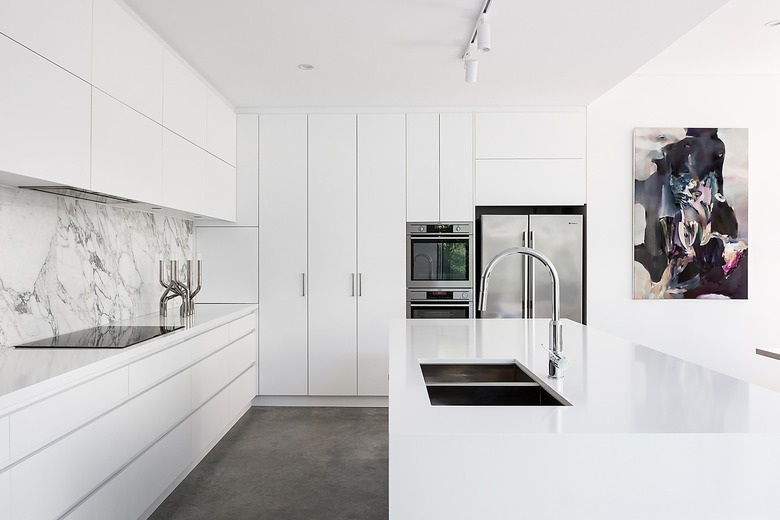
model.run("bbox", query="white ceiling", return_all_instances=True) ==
[122,0,736,109]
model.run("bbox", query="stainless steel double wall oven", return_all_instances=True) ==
[406,222,474,318]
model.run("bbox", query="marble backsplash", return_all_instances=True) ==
[0,186,193,350]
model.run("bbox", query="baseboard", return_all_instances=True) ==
[252,395,388,407]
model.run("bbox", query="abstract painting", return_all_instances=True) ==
[633,128,748,299]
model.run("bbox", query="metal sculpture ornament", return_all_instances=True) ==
[633,128,748,299]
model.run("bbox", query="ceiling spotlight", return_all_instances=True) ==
[464,44,478,83]
[477,14,491,52]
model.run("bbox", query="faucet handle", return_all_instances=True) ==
[540,344,570,371]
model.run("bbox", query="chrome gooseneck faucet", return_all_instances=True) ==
[477,247,566,379]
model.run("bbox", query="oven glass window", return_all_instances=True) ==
[410,239,469,282]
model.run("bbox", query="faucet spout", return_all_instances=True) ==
[478,246,565,379]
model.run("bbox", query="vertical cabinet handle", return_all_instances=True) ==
[351,273,355,297]
[302,273,306,296]
[358,273,362,297]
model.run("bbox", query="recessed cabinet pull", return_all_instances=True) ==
[351,273,355,297]
[302,273,306,297]
[358,273,362,296]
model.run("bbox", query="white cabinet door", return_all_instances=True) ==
[439,113,473,221]
[92,0,163,122]
[475,112,586,159]
[308,114,357,396]
[163,49,207,147]
[406,113,440,222]
[0,35,91,188]
[0,0,92,81]
[205,154,237,221]
[474,159,586,206]
[91,88,163,204]
[357,114,406,395]
[206,89,236,166]
[259,114,308,395]
[162,129,207,215]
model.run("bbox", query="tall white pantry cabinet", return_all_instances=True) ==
[259,114,406,397]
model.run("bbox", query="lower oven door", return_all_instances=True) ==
[407,302,472,319]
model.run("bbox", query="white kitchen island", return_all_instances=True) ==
[389,318,780,520]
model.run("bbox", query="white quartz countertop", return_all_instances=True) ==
[389,318,780,435]
[0,304,257,413]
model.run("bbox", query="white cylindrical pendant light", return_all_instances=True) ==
[477,15,491,52]
[465,59,478,83]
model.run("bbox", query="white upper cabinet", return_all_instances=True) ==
[163,49,207,147]
[0,0,92,81]
[92,0,163,122]
[206,90,237,166]
[475,158,586,206]
[205,154,237,221]
[439,113,473,221]
[0,34,91,189]
[92,88,163,204]
[475,112,586,159]
[162,129,207,215]
[406,113,440,222]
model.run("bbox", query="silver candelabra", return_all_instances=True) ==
[159,259,202,317]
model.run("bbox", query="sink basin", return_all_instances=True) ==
[420,362,569,406]
[420,363,535,384]
[425,384,567,406]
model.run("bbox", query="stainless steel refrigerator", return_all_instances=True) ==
[478,213,584,322]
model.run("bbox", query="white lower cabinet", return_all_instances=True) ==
[3,311,257,520]
[259,113,405,397]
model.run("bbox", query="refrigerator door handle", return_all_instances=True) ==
[521,231,529,318]
[528,230,535,319]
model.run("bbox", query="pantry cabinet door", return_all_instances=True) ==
[307,114,358,396]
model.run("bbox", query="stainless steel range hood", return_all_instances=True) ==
[18,185,140,205]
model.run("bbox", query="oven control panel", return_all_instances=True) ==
[407,222,472,235]
[408,289,472,301]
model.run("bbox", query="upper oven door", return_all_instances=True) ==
[407,228,473,289]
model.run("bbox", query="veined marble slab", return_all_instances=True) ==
[0,186,192,349]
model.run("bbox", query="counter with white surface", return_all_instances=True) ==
[389,318,780,519]
[0,303,257,520]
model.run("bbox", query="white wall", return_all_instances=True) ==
[587,74,780,391]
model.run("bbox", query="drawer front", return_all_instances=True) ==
[191,389,229,460]
[189,324,231,361]
[0,470,9,520]
[10,369,188,520]
[191,347,231,409]
[229,313,256,342]
[10,367,129,458]
[0,416,8,463]
[228,332,257,379]
[65,417,191,520]
[129,337,194,393]
[228,368,256,421]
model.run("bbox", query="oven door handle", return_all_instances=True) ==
[408,235,471,240]
[408,302,471,307]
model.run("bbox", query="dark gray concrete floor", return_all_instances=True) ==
[149,407,389,520]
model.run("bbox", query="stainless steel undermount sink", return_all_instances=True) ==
[420,362,570,407]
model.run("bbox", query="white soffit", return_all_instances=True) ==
[122,0,729,108]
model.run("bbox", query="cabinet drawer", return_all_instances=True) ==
[191,347,230,409]
[0,416,8,463]
[65,417,191,520]
[10,367,128,458]
[228,333,257,379]
[191,389,229,460]
[11,369,189,519]
[228,368,256,420]
[230,314,256,342]
[129,338,193,393]
[475,159,586,206]
[189,325,231,360]
[0,470,8,520]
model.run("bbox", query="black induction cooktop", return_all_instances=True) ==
[14,325,183,349]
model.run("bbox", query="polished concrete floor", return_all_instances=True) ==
[149,407,389,520]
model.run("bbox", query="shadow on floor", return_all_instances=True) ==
[150,407,389,520]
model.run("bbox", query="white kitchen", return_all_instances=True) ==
[2,0,780,519]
